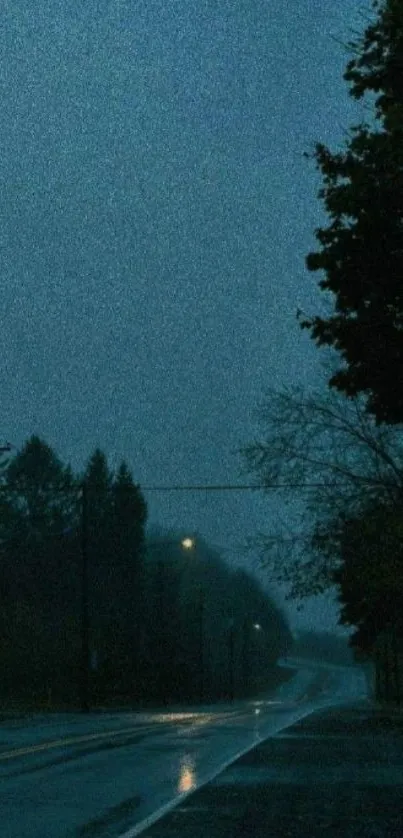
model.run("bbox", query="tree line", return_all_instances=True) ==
[292,631,354,666]
[241,0,403,704]
[0,435,292,710]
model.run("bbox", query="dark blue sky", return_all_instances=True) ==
[1,0,371,631]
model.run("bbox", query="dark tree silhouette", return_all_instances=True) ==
[301,0,403,425]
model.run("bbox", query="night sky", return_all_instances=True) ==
[1,0,370,632]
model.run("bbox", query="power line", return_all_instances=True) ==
[142,483,263,491]
[140,482,362,492]
[0,479,396,494]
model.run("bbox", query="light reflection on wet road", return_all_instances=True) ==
[0,662,368,838]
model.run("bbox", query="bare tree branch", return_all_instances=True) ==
[240,382,403,599]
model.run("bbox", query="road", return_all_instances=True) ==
[0,661,368,838]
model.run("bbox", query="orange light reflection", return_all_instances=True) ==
[178,756,197,793]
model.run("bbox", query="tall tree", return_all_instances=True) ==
[333,499,403,650]
[141,529,292,704]
[332,497,403,701]
[1,435,78,610]
[241,382,403,599]
[0,436,79,703]
[300,0,403,424]
[81,448,114,693]
[111,461,147,566]
[241,379,403,699]
[80,452,149,700]
[107,461,148,696]
[83,447,113,537]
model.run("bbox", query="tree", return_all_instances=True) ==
[143,528,202,702]
[110,461,147,578]
[81,449,122,699]
[300,0,403,424]
[106,461,148,697]
[293,630,354,665]
[0,436,80,704]
[1,435,78,611]
[332,497,403,701]
[333,499,403,648]
[240,378,403,705]
[0,440,148,707]
[82,446,113,605]
[141,529,292,704]
[0,600,50,704]
[240,381,403,599]
[83,447,113,539]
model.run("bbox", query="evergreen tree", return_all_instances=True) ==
[2,435,78,611]
[144,529,190,702]
[108,461,148,697]
[81,448,114,696]
[80,451,148,701]
[0,436,79,703]
[83,447,113,538]
[301,0,403,424]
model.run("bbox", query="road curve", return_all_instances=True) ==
[0,661,368,838]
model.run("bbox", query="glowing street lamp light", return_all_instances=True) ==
[181,537,195,550]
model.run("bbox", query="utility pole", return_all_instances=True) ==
[199,589,204,703]
[228,620,235,701]
[242,619,249,695]
[80,480,90,712]
[391,612,401,707]
[158,557,168,706]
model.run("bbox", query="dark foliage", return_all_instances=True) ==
[301,0,403,425]
[332,500,403,652]
[0,440,292,709]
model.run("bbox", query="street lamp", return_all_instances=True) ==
[176,537,204,703]
[228,619,235,701]
[150,535,204,705]
[176,536,205,705]
[240,620,265,698]
[146,535,196,704]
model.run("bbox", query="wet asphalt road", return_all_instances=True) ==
[0,661,367,838]
[139,703,403,838]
